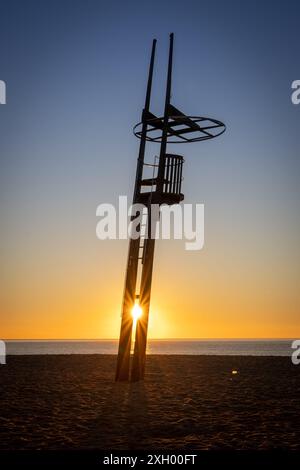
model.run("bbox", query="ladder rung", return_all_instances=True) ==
[140,178,169,186]
[140,178,157,186]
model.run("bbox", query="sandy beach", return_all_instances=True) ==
[0,355,299,450]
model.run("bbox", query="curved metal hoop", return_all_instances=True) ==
[133,116,226,143]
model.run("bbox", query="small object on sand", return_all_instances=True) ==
[232,370,238,375]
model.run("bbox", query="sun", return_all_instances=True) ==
[132,302,142,321]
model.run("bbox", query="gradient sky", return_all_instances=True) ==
[0,0,299,339]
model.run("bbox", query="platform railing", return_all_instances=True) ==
[164,153,184,195]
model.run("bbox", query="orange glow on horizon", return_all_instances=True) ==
[2,239,299,340]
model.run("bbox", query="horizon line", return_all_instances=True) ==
[3,337,296,342]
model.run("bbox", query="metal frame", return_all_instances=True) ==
[133,108,226,143]
[115,33,226,382]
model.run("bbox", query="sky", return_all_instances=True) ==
[0,0,299,339]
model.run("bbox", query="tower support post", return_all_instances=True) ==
[131,34,174,381]
[131,204,157,381]
[115,39,156,381]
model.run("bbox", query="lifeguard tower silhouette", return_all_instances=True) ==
[115,33,225,382]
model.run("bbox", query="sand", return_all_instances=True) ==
[0,355,299,450]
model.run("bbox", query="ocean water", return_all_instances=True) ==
[4,339,295,356]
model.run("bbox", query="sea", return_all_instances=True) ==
[3,339,296,356]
